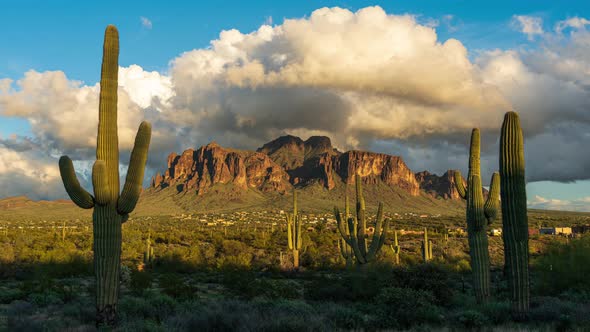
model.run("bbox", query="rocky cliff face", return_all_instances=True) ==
[151,142,291,195]
[151,135,456,199]
[415,170,463,200]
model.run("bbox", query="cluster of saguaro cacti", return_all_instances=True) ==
[58,25,151,326]
[143,233,154,266]
[421,228,433,262]
[334,174,390,265]
[500,111,529,315]
[286,189,303,269]
[454,129,500,303]
[390,230,401,265]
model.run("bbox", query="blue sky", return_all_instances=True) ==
[0,1,589,210]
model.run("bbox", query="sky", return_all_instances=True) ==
[0,0,589,211]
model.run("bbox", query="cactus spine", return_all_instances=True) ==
[334,174,390,265]
[390,230,400,265]
[454,129,500,303]
[499,111,529,315]
[58,25,151,326]
[286,189,302,269]
[421,228,433,262]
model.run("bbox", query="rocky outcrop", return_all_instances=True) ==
[150,136,464,199]
[152,142,290,195]
[415,170,463,200]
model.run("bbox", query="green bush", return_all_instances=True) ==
[374,286,442,328]
[453,309,489,328]
[534,236,590,295]
[129,270,153,295]
[158,273,199,299]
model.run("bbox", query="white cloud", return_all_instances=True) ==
[511,15,543,40]
[140,16,153,29]
[555,17,590,32]
[528,195,590,212]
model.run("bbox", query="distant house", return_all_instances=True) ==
[540,227,556,235]
[555,227,572,235]
[528,228,540,236]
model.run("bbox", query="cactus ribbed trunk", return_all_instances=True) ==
[93,205,122,325]
[454,128,500,304]
[286,189,302,270]
[500,111,529,316]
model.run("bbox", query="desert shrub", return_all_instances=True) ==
[320,302,366,329]
[0,287,24,303]
[534,235,590,295]
[119,291,177,323]
[62,298,95,324]
[453,309,489,328]
[129,270,153,295]
[221,269,300,299]
[478,300,512,325]
[374,286,442,328]
[391,264,455,305]
[158,273,198,299]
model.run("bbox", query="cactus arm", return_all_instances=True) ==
[484,172,500,224]
[347,216,366,264]
[92,160,111,205]
[295,214,302,250]
[355,175,368,256]
[454,171,467,199]
[97,25,120,203]
[58,156,95,209]
[335,207,353,246]
[118,121,152,214]
[366,202,384,261]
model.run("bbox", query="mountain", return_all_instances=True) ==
[147,135,463,213]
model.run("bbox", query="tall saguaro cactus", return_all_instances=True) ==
[454,129,500,303]
[499,111,529,315]
[334,175,390,265]
[286,189,303,269]
[58,25,151,326]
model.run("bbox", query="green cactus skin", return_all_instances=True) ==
[421,228,433,262]
[286,189,303,269]
[334,174,390,265]
[390,230,401,265]
[58,25,151,327]
[499,111,529,315]
[454,128,500,304]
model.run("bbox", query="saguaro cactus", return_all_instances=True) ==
[390,230,401,265]
[499,111,529,315]
[334,174,390,265]
[454,128,500,303]
[58,25,151,326]
[143,233,154,266]
[421,228,433,262]
[286,189,303,269]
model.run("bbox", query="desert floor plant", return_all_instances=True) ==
[286,189,303,269]
[58,25,151,326]
[499,111,530,316]
[454,128,500,303]
[334,175,389,266]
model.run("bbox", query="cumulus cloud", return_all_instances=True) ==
[511,15,544,40]
[528,195,590,212]
[140,16,153,29]
[0,6,589,202]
